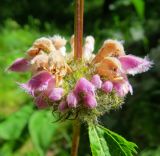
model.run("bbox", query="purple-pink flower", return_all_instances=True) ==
[34,87,64,109]
[20,71,54,95]
[28,71,53,91]
[113,80,133,97]
[19,71,64,108]
[8,58,29,72]
[48,88,64,101]
[72,78,97,109]
[119,55,153,76]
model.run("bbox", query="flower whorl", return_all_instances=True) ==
[8,35,152,122]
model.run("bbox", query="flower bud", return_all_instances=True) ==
[74,78,95,96]
[58,101,68,112]
[102,81,113,93]
[67,92,78,108]
[91,74,102,89]
[84,94,97,109]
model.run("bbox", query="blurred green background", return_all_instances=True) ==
[0,0,159,155]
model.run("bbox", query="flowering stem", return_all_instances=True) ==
[71,119,81,156]
[74,0,84,59]
[71,0,83,155]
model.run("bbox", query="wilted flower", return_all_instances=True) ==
[50,35,67,56]
[50,35,67,49]
[33,37,55,53]
[95,57,124,82]
[92,39,125,64]
[83,36,95,61]
[30,52,48,72]
[8,35,152,122]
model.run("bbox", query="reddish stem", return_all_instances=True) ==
[71,120,81,156]
[74,0,84,59]
[71,0,84,155]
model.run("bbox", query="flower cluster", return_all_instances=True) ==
[8,35,152,122]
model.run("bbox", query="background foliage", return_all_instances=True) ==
[0,0,159,155]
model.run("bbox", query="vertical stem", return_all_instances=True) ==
[74,0,84,59]
[71,0,83,155]
[71,120,81,156]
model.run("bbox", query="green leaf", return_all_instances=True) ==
[99,125,138,156]
[88,124,138,156]
[0,105,33,140]
[131,0,145,19]
[29,110,58,156]
[88,125,111,156]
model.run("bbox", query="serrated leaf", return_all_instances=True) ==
[0,105,33,140]
[88,125,111,156]
[29,110,58,156]
[131,0,145,19]
[99,125,138,156]
[88,124,138,156]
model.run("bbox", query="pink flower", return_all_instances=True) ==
[113,80,133,97]
[84,94,97,108]
[29,72,53,90]
[74,78,95,96]
[58,101,68,112]
[8,58,29,72]
[91,74,102,89]
[48,88,64,101]
[19,70,64,107]
[102,81,113,93]
[67,92,78,108]
[119,55,153,75]
[73,78,98,109]
[19,71,54,95]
